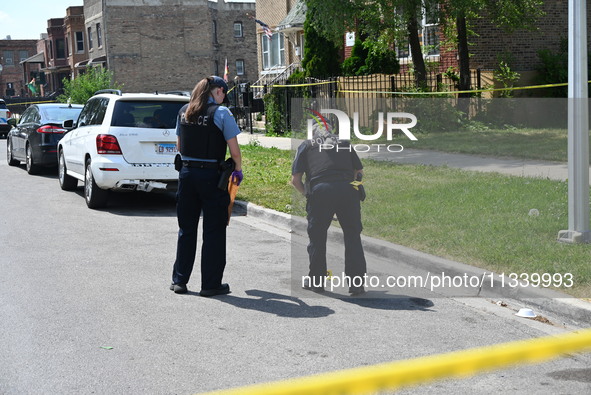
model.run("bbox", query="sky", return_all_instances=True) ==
[0,0,84,40]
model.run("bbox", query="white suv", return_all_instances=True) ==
[0,99,12,138]
[58,90,189,208]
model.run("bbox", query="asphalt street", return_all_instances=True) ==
[1,139,590,394]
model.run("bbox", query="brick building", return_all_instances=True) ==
[254,0,303,83]
[79,0,258,93]
[64,6,88,79]
[18,7,87,98]
[467,1,591,72]
[42,18,72,95]
[0,39,38,97]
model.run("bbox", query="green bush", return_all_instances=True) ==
[341,55,365,76]
[58,67,122,104]
[364,39,400,75]
[535,39,568,97]
[341,38,399,76]
[494,60,520,98]
[301,17,340,78]
[263,90,284,135]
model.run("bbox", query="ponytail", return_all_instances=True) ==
[184,77,214,122]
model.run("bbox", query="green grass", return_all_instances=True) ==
[404,128,579,163]
[236,144,294,212]
[237,143,591,297]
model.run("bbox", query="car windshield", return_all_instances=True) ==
[0,102,7,110]
[44,107,83,122]
[111,101,185,128]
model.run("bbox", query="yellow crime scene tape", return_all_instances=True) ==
[251,80,337,89]
[249,80,581,95]
[337,81,572,95]
[6,100,56,107]
[197,328,591,395]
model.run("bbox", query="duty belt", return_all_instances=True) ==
[182,160,219,169]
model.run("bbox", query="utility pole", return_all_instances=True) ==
[558,0,591,243]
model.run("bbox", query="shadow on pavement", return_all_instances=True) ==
[211,289,335,318]
[316,290,435,311]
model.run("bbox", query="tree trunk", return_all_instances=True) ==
[456,15,471,98]
[407,16,427,89]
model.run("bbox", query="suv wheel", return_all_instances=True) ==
[6,138,19,166]
[84,158,109,209]
[58,150,78,191]
[25,143,40,175]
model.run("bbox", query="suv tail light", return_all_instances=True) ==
[96,134,123,154]
[37,125,67,134]
[7,111,11,118]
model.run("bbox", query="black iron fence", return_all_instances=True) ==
[251,69,482,99]
[251,70,482,134]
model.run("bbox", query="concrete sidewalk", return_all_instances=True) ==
[237,132,579,181]
[236,131,591,326]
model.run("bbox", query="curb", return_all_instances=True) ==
[234,200,591,327]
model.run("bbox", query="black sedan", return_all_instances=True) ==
[6,103,83,174]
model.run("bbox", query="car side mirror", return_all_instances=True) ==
[8,118,17,127]
[62,119,76,130]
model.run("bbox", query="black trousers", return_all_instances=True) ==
[172,166,230,290]
[306,181,367,286]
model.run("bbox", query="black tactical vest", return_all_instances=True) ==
[178,103,227,161]
[306,138,355,184]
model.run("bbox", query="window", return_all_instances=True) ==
[76,32,84,52]
[396,2,439,58]
[19,51,29,62]
[19,106,40,124]
[422,2,439,56]
[78,98,108,126]
[236,59,245,75]
[96,23,102,47]
[212,21,218,44]
[77,98,99,127]
[88,27,93,50]
[261,33,285,70]
[111,101,186,128]
[43,107,83,123]
[233,22,243,38]
[87,98,108,125]
[4,51,14,66]
[19,107,35,123]
[56,39,66,59]
[66,35,71,56]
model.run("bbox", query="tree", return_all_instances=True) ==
[58,67,122,104]
[301,15,340,78]
[306,0,431,88]
[441,0,544,97]
[307,0,544,94]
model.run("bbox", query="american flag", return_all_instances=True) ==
[255,19,273,39]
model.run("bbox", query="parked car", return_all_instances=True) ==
[0,99,12,138]
[6,103,84,174]
[58,90,189,209]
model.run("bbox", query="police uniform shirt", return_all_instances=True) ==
[176,97,241,162]
[292,138,363,185]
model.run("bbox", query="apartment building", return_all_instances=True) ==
[0,39,38,97]
[79,0,258,92]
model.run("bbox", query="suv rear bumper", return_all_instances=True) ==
[90,158,178,191]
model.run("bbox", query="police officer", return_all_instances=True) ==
[291,123,367,295]
[171,76,243,296]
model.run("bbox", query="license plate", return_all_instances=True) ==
[155,143,177,155]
